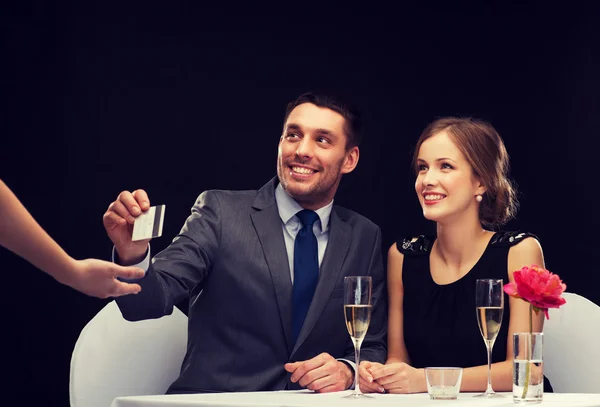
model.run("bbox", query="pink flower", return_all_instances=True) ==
[504,265,567,319]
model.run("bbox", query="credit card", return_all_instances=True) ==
[132,205,165,241]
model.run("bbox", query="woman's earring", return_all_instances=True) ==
[476,195,483,203]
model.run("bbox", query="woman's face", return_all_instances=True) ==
[415,131,485,224]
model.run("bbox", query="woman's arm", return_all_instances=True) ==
[386,243,411,365]
[362,243,428,393]
[459,237,545,392]
[0,179,144,298]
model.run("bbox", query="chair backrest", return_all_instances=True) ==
[69,301,188,407]
[543,292,600,393]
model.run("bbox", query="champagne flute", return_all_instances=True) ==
[343,276,372,399]
[475,278,505,398]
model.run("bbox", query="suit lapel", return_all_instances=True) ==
[292,207,351,355]
[251,179,294,354]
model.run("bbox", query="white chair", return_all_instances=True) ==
[69,301,188,407]
[543,292,600,393]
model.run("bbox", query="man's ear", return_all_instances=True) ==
[341,146,359,175]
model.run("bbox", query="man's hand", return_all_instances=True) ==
[369,362,426,394]
[284,353,353,393]
[63,258,145,299]
[102,189,151,264]
[358,361,386,393]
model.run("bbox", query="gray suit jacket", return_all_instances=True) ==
[116,177,387,393]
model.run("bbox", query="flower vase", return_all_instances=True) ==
[513,332,543,404]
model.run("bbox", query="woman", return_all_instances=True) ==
[360,117,546,394]
[1,178,144,298]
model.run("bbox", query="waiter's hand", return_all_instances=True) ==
[285,353,353,392]
[63,258,144,298]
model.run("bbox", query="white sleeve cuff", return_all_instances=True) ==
[337,358,356,390]
[111,244,151,280]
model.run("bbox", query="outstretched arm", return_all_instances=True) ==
[0,179,144,298]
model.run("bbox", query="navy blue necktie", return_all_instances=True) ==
[292,209,319,344]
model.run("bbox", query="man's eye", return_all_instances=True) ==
[317,137,330,144]
[286,133,299,139]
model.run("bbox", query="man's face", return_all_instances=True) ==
[277,103,359,210]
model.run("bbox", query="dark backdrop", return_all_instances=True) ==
[2,2,599,405]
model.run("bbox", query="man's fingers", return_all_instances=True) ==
[118,190,143,217]
[284,362,300,373]
[290,354,328,382]
[310,375,346,393]
[304,373,332,391]
[305,361,349,392]
[132,189,150,211]
[109,199,136,224]
[112,265,145,280]
[290,362,309,382]
[297,363,331,388]
[305,353,331,371]
[103,210,126,229]
[315,383,345,393]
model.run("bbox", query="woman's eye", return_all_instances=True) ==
[441,163,453,169]
[417,164,428,171]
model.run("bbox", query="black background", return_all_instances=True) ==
[2,2,599,405]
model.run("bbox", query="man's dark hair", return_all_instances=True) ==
[283,91,362,148]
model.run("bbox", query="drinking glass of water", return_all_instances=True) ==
[475,278,504,398]
[343,276,372,398]
[513,332,544,403]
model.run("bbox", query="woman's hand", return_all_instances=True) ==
[358,361,385,393]
[370,362,426,394]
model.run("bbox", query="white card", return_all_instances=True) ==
[132,205,165,241]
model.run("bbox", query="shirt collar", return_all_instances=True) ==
[275,183,333,234]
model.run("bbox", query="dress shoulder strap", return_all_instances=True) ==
[396,235,434,256]
[489,231,539,248]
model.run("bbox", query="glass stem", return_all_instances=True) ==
[354,340,362,395]
[486,341,493,393]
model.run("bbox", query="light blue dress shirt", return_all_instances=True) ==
[274,183,332,282]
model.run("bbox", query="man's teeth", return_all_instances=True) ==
[292,166,314,174]
[425,194,444,201]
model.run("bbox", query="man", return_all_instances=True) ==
[103,91,386,393]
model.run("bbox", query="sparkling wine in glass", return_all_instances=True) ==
[343,276,372,398]
[475,278,505,398]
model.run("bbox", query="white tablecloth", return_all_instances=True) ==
[111,389,600,407]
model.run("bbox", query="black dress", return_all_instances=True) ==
[397,231,553,391]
